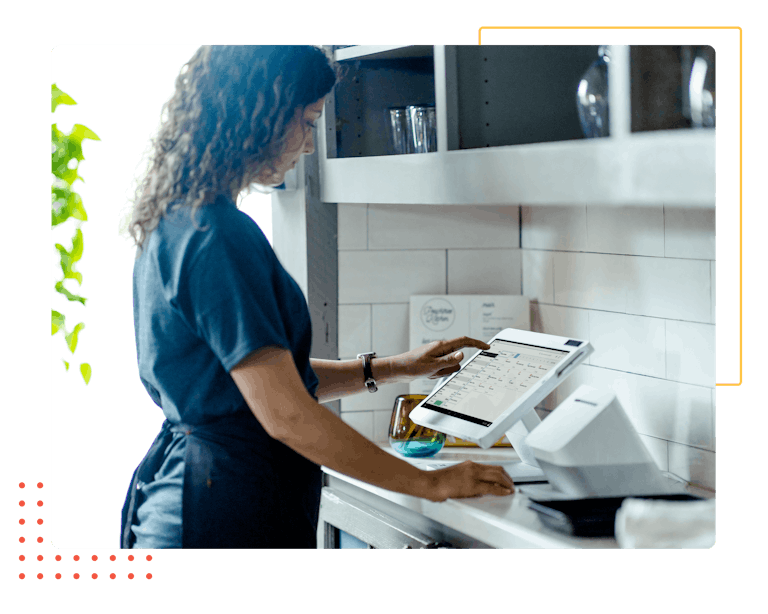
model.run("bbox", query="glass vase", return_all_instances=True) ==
[576,46,610,138]
[388,394,446,458]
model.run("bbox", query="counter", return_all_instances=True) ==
[319,445,712,549]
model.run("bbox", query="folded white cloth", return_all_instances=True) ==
[614,497,715,548]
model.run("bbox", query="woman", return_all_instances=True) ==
[122,45,514,549]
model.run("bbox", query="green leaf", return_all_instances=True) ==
[70,228,83,262]
[65,322,85,354]
[63,360,70,371]
[70,123,100,142]
[68,192,87,221]
[80,363,92,385]
[55,281,86,305]
[57,167,80,186]
[52,84,76,113]
[55,244,80,284]
[52,310,65,335]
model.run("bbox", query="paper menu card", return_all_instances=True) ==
[408,295,530,397]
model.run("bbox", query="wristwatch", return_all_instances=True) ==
[356,351,378,393]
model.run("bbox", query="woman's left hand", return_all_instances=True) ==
[389,337,491,382]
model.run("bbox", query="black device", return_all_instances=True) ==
[528,493,705,538]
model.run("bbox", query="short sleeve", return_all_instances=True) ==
[176,224,290,372]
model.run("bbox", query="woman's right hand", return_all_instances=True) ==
[420,461,515,502]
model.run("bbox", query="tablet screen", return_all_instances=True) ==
[421,339,569,427]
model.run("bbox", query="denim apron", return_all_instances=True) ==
[121,408,322,548]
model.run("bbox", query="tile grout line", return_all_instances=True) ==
[445,249,449,293]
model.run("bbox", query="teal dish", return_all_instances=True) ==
[390,435,446,458]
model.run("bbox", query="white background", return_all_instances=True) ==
[47,43,275,552]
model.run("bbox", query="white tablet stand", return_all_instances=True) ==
[504,408,543,468]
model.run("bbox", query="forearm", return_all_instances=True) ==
[310,356,406,403]
[274,389,436,499]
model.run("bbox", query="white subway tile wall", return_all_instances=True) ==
[335,203,716,491]
[521,205,588,251]
[447,249,522,294]
[371,304,410,357]
[663,206,716,260]
[588,311,666,378]
[553,252,628,312]
[522,249,554,304]
[665,320,716,387]
[586,205,665,257]
[338,305,371,358]
[339,250,446,304]
[624,256,711,322]
[337,202,368,250]
[368,205,519,250]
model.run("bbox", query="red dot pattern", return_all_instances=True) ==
[17,479,155,580]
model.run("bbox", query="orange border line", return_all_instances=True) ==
[478,27,742,386]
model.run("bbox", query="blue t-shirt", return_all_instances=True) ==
[130,193,320,548]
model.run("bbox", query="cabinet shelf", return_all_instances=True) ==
[319,129,714,206]
[333,45,433,61]
[318,45,716,207]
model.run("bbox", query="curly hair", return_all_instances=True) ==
[129,45,339,251]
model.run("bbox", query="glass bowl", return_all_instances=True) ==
[388,394,446,458]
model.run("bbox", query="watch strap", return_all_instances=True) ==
[356,352,378,393]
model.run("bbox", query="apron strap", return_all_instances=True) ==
[120,421,175,548]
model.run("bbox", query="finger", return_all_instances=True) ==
[483,465,515,489]
[438,336,491,354]
[489,482,514,496]
[427,365,461,379]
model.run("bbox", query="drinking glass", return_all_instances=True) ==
[389,394,446,458]
[388,107,411,155]
[407,105,437,153]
